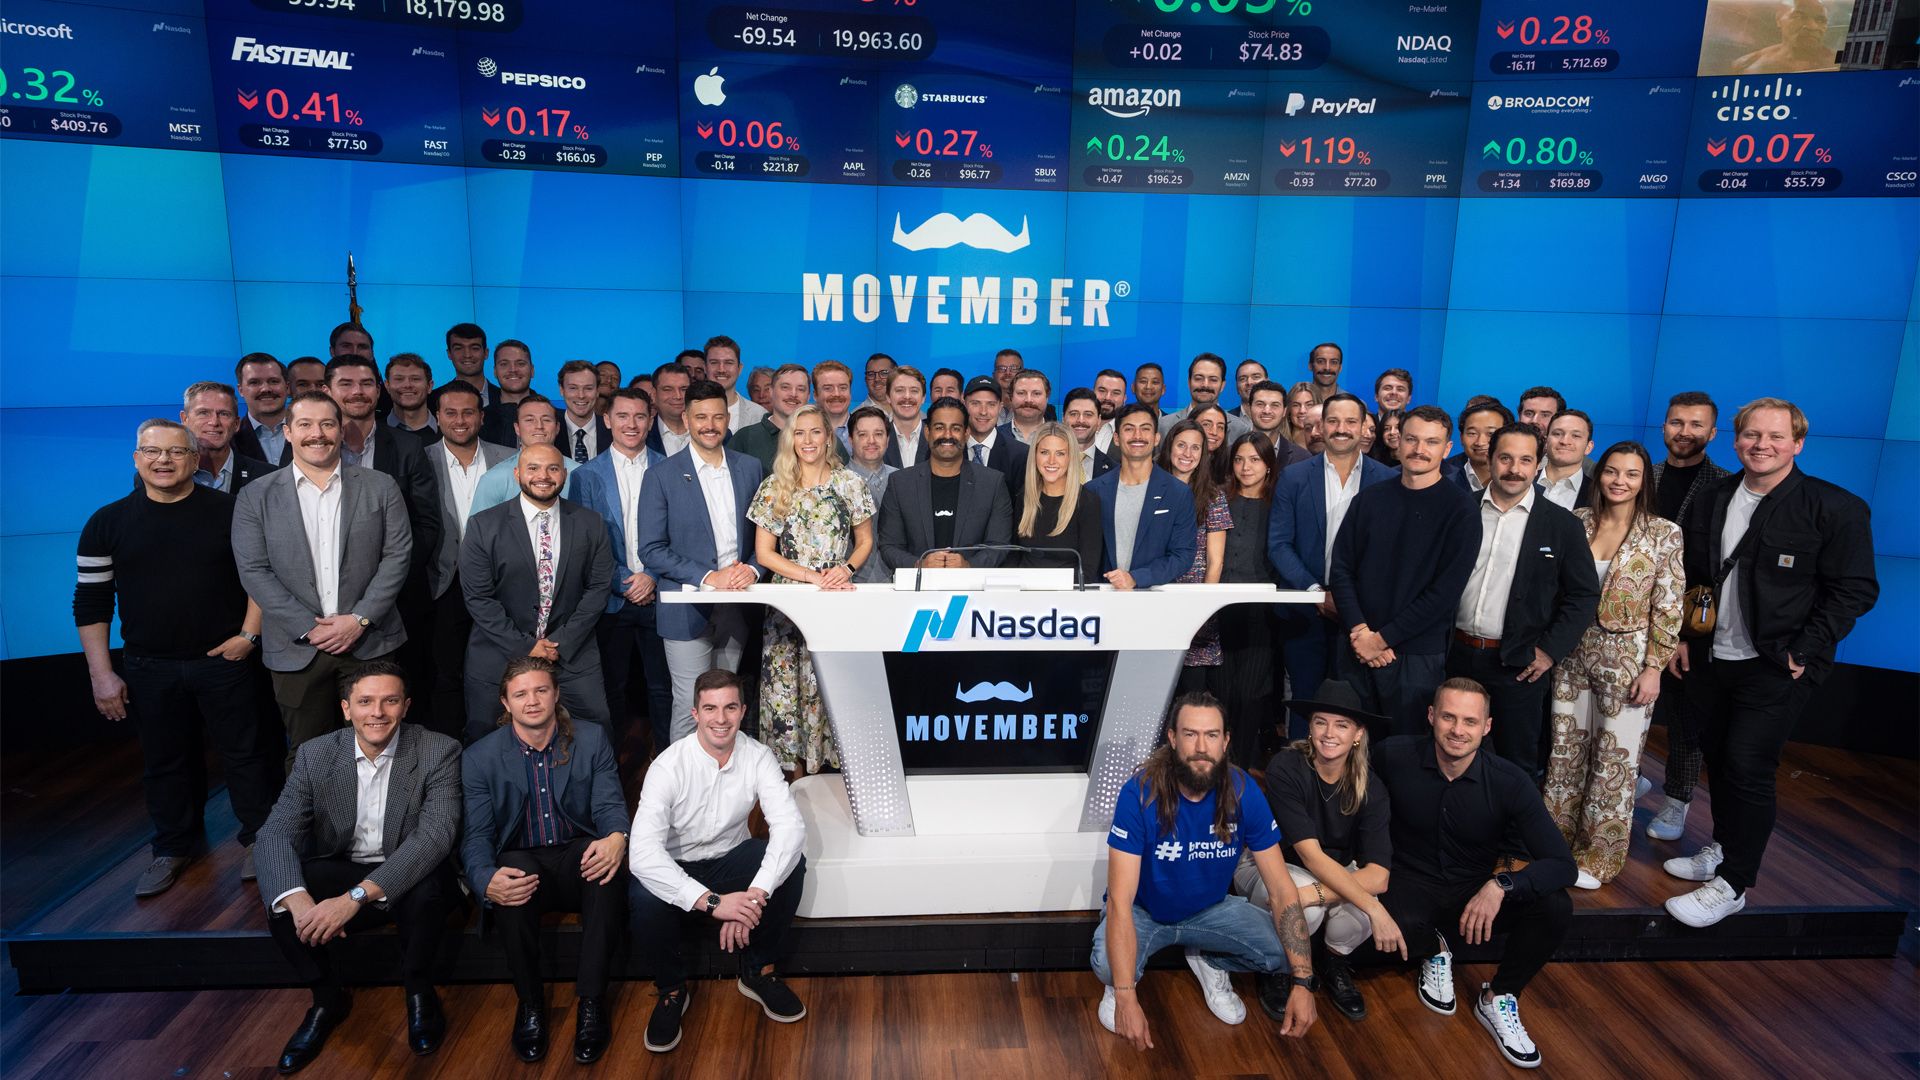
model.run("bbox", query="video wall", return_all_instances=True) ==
[0,0,1915,669]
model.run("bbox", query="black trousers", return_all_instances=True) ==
[1337,648,1447,740]
[1384,869,1572,997]
[122,653,282,855]
[595,604,672,753]
[428,575,472,742]
[1446,639,1552,777]
[492,838,625,1004]
[268,855,455,1003]
[1690,655,1812,893]
[391,575,436,735]
[630,838,806,991]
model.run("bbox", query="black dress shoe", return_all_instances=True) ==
[1322,953,1368,1021]
[278,999,351,1075]
[511,1001,547,1063]
[407,989,446,1056]
[1255,973,1289,1022]
[574,997,611,1064]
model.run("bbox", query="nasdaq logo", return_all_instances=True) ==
[900,596,1103,650]
[902,596,967,652]
[1395,33,1452,64]
[1088,85,1182,119]
[231,37,352,70]
[1709,78,1802,122]
[891,211,1030,253]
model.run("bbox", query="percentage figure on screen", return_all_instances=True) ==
[1495,14,1607,47]
[572,124,590,139]
[258,89,362,127]
[704,117,789,150]
[1287,0,1312,13]
[82,89,103,106]
[343,109,363,126]
[0,67,102,107]
[1483,136,1591,167]
[894,128,990,157]
[1086,133,1185,163]
[1280,136,1369,166]
[1713,132,1827,165]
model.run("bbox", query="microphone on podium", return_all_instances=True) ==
[912,543,1091,592]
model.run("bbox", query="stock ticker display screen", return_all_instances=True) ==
[3,0,1913,198]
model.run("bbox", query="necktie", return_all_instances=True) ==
[534,510,555,638]
[971,443,985,465]
[573,428,589,463]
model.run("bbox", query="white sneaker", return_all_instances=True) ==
[1663,842,1723,882]
[1647,798,1690,841]
[1097,986,1118,1033]
[1574,870,1602,890]
[1184,950,1246,1025]
[1666,876,1746,928]
[1417,932,1455,1015]
[1635,776,1653,801]
[1474,985,1542,1069]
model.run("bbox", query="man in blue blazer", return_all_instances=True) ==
[462,657,629,1065]
[636,379,765,744]
[570,387,674,752]
[1267,393,1397,732]
[1084,403,1197,589]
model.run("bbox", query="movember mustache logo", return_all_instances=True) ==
[954,680,1033,703]
[891,212,1031,253]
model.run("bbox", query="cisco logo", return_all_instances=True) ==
[1710,77,1802,122]
[477,55,585,89]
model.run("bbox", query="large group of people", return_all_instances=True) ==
[74,323,1878,1071]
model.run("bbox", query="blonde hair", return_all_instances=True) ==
[1733,397,1808,441]
[767,404,843,519]
[1018,424,1085,539]
[1289,720,1372,817]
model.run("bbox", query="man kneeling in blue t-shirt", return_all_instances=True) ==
[1094,691,1319,1049]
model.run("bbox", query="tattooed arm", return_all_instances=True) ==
[1249,843,1318,1037]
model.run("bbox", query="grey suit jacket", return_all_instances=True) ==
[876,459,1014,570]
[232,463,413,671]
[421,439,515,598]
[254,723,462,909]
[459,496,614,683]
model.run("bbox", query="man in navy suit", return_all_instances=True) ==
[1444,399,1511,495]
[636,379,765,743]
[1268,393,1396,733]
[571,387,673,751]
[462,657,629,1065]
[1084,403,1196,589]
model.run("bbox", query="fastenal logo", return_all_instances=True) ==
[1709,77,1802,121]
[231,36,353,70]
[892,211,1030,253]
[1154,840,1184,861]
[899,596,1104,650]
[1088,85,1182,119]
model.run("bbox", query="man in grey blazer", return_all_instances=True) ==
[422,383,515,740]
[254,661,462,1073]
[876,398,1013,571]
[233,393,413,755]
[460,443,614,743]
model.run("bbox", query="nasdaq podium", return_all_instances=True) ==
[661,571,1318,917]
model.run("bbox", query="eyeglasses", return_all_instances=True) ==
[136,446,198,460]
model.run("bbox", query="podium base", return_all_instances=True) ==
[792,773,1111,918]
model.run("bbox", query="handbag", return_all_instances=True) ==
[1682,515,1759,638]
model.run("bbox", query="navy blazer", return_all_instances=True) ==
[1267,453,1397,590]
[460,719,628,900]
[570,447,667,614]
[634,447,764,641]
[1083,466,1198,589]
[554,416,613,460]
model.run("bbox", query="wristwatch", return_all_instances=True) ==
[1289,973,1319,993]
[703,892,721,914]
[348,885,369,905]
[352,614,371,629]
[241,632,260,645]
[1494,872,1516,893]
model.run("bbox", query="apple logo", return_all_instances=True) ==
[694,67,725,107]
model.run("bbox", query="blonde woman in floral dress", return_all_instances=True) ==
[748,404,875,775]
[1543,442,1685,889]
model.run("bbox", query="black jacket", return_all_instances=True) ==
[367,425,443,581]
[1484,493,1602,670]
[1682,468,1877,683]
[232,424,291,469]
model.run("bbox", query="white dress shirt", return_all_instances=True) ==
[1456,486,1534,639]
[1322,454,1365,579]
[1094,420,1114,453]
[271,733,396,911]
[1540,465,1585,511]
[564,415,602,461]
[967,426,998,467]
[295,465,345,616]
[611,447,650,573]
[696,454,741,571]
[893,418,923,467]
[442,446,487,541]
[627,732,806,910]
[521,494,561,568]
[658,424,692,457]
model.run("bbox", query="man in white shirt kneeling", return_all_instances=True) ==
[629,668,808,1053]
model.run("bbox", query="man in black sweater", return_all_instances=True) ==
[1373,678,1575,1070]
[1328,405,1482,737]
[75,419,282,900]
[1445,424,1600,776]
[1662,398,1877,928]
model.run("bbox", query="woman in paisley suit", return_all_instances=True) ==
[1543,442,1685,889]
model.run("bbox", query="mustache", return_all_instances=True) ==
[892,212,1031,253]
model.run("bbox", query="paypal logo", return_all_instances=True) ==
[903,596,967,653]
[955,681,1032,703]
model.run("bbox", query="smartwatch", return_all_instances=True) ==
[1494,872,1516,893]
[241,632,261,645]
[1289,974,1319,993]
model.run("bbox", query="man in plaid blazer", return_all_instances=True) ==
[254,660,463,1074]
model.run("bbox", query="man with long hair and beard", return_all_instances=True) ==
[462,658,628,1065]
[1093,692,1318,1050]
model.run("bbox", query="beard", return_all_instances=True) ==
[1175,750,1228,794]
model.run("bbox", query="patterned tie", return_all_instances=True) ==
[971,443,985,465]
[534,510,555,638]
[573,428,589,463]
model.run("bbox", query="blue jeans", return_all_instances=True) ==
[1090,897,1290,985]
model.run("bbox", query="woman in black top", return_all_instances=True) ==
[1218,432,1280,767]
[1369,408,1403,467]
[1232,681,1402,1021]
[1011,423,1103,583]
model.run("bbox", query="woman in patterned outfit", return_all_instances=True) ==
[1543,442,1685,888]
[1156,419,1233,695]
[748,404,875,775]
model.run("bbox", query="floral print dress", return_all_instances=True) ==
[746,468,875,773]
[1180,490,1233,667]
